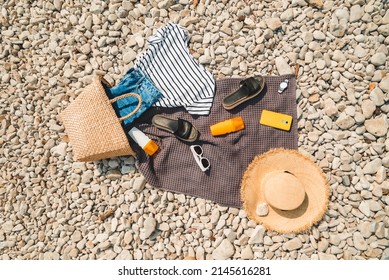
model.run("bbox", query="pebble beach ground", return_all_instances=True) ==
[0,0,388,260]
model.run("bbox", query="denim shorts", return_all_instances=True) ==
[104,68,162,126]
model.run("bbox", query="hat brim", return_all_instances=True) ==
[241,148,330,233]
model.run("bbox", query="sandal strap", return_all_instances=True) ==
[174,118,192,139]
[240,77,260,92]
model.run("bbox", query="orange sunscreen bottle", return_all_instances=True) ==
[210,116,245,136]
[128,127,159,156]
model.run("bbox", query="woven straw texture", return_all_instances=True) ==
[60,77,136,162]
[130,75,298,207]
[241,148,330,233]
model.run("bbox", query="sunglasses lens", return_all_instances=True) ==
[201,158,210,168]
[193,146,202,155]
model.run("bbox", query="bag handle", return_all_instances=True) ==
[110,93,142,122]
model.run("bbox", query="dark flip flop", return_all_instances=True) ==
[152,115,199,142]
[222,76,265,110]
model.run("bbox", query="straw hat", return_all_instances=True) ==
[241,148,329,233]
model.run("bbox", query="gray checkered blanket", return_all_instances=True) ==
[127,75,298,207]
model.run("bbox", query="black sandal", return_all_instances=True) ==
[222,76,265,110]
[152,115,199,142]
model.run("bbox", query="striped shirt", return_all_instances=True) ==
[135,23,216,115]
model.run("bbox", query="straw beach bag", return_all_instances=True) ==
[59,76,141,162]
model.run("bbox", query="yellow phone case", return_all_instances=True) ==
[260,110,292,131]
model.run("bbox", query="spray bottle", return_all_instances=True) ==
[128,127,159,156]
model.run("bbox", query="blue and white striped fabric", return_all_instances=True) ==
[135,23,216,115]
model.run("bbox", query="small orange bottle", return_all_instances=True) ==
[210,116,245,136]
